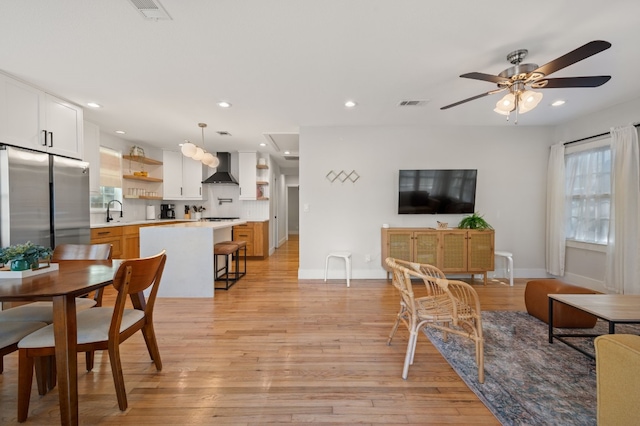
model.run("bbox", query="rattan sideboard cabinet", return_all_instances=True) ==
[381,227,494,284]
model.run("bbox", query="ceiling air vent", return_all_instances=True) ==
[397,100,429,107]
[128,0,172,20]
[217,131,232,136]
[284,155,299,161]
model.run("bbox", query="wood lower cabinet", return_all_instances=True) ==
[233,220,269,259]
[91,222,186,259]
[232,223,255,256]
[90,227,123,258]
[381,228,494,284]
[122,225,140,259]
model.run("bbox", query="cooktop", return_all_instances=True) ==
[201,217,240,222]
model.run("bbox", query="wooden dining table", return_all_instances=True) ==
[0,259,122,426]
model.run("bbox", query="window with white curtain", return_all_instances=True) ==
[565,140,611,245]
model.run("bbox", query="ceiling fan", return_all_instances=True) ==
[440,40,612,122]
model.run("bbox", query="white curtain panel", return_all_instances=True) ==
[605,125,640,294]
[546,143,566,276]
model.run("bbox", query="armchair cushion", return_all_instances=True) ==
[595,334,640,426]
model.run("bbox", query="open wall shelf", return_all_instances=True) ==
[123,155,163,166]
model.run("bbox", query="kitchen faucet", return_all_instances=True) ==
[106,199,123,223]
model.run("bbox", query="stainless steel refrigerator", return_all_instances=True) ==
[0,145,90,249]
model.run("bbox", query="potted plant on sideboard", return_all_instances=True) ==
[458,212,493,230]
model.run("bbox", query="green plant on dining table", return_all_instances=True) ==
[458,212,493,230]
[0,242,52,270]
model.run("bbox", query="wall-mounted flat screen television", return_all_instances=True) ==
[398,169,477,214]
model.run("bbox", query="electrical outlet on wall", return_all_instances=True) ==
[365,254,371,262]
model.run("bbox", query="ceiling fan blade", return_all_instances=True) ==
[536,76,611,89]
[461,72,510,84]
[440,91,493,110]
[533,40,611,77]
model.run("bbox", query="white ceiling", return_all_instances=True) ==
[2,1,639,169]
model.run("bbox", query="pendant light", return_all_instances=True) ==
[182,123,219,167]
[198,123,219,168]
[181,140,197,157]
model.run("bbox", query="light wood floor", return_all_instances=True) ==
[0,236,526,425]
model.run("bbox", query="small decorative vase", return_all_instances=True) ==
[10,259,31,271]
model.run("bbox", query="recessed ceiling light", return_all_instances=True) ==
[551,100,566,107]
[284,151,290,155]
[344,100,357,108]
[217,101,232,108]
[259,142,267,147]
[87,102,102,108]
[115,130,126,134]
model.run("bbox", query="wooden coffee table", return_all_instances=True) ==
[548,294,640,359]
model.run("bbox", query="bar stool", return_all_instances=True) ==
[216,240,247,280]
[494,251,514,286]
[232,240,247,279]
[214,243,240,290]
[324,251,352,287]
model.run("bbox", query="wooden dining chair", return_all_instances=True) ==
[17,250,166,421]
[0,243,113,323]
[51,243,114,305]
[0,243,113,380]
[0,321,48,374]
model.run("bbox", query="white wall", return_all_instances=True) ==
[298,125,553,280]
[551,96,640,291]
[287,186,300,235]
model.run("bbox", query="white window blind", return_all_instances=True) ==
[565,143,611,244]
[99,146,122,188]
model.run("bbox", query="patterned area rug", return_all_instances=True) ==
[424,311,640,426]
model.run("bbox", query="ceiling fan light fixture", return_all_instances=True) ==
[518,90,543,114]
[494,93,515,115]
[442,40,612,123]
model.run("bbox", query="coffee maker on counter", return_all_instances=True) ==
[160,203,176,219]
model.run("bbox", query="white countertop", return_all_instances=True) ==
[91,219,193,229]
[151,219,246,229]
[91,218,265,229]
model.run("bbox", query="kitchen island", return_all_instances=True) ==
[140,220,245,297]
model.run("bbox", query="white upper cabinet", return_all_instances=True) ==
[162,150,203,200]
[162,150,182,199]
[44,94,83,158]
[0,73,83,159]
[182,157,204,199]
[238,151,257,200]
